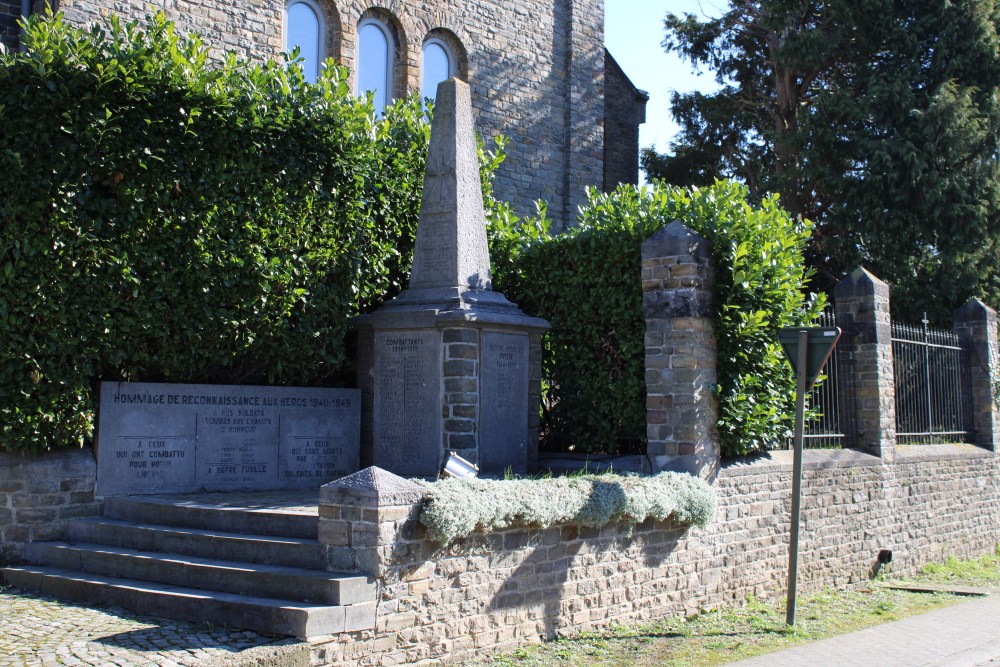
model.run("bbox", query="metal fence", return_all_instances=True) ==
[891,315,971,444]
[775,306,856,450]
[799,307,856,449]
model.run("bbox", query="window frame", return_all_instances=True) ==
[356,17,395,113]
[284,0,326,83]
[421,37,456,100]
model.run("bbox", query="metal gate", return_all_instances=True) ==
[891,315,971,444]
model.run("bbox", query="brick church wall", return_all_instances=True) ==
[603,49,647,190]
[1,0,20,50]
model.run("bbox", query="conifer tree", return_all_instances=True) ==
[645,0,1000,321]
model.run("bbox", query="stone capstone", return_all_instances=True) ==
[320,467,428,508]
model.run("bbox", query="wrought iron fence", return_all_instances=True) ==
[799,307,855,449]
[891,315,971,444]
[780,306,853,450]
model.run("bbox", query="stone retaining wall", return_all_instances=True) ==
[0,447,100,563]
[313,446,1000,665]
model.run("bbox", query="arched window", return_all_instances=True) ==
[357,19,393,114]
[421,38,454,101]
[285,0,324,83]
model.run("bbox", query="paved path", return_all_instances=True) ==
[0,587,308,667]
[729,591,1000,667]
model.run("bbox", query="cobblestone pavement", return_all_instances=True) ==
[0,586,309,667]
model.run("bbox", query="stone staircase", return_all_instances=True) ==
[1,494,377,638]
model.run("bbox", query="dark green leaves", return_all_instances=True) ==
[0,12,440,452]
[489,181,822,458]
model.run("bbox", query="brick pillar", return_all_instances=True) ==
[833,267,896,461]
[318,467,427,580]
[954,298,1000,451]
[641,221,719,480]
[442,328,480,456]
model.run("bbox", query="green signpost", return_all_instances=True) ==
[778,326,841,626]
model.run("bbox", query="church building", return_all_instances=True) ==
[1,0,647,229]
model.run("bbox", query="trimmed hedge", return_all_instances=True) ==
[490,181,823,457]
[0,13,449,452]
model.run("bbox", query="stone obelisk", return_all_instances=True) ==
[354,78,549,478]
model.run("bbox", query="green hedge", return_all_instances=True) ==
[0,13,442,453]
[490,181,822,457]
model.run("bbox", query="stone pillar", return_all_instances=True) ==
[641,221,719,480]
[954,298,1000,451]
[318,467,427,580]
[833,268,896,461]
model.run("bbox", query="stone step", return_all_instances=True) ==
[1,566,376,638]
[23,542,373,605]
[65,518,326,570]
[103,495,319,539]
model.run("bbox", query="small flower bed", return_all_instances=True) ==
[418,472,716,544]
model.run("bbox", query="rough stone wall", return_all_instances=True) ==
[48,0,283,61]
[314,446,1000,666]
[0,448,101,563]
[603,50,646,190]
[1,0,18,50]
[42,0,608,231]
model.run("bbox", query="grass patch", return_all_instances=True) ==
[909,546,1000,588]
[465,545,1000,667]
[464,586,958,666]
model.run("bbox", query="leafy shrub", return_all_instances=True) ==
[418,472,716,544]
[490,181,822,457]
[0,12,443,452]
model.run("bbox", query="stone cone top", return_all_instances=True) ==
[320,466,427,507]
[834,266,890,300]
[955,297,997,323]
[391,78,513,310]
[641,220,711,261]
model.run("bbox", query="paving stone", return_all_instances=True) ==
[0,587,307,667]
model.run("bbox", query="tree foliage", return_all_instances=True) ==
[644,0,1000,321]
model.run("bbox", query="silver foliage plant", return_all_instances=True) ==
[419,472,717,544]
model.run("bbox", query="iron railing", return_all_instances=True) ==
[799,307,855,449]
[891,315,971,444]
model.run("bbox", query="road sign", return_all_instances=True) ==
[777,326,841,626]
[778,327,841,391]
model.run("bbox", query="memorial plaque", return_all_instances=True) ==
[97,382,360,496]
[373,331,441,477]
[480,332,529,474]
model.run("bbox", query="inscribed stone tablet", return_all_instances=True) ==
[480,332,529,474]
[373,331,441,477]
[96,382,359,496]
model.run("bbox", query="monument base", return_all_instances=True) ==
[355,300,547,479]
